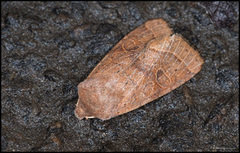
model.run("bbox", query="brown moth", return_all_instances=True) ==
[75,18,204,120]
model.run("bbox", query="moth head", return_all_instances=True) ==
[74,80,116,120]
[74,81,109,120]
[74,85,98,120]
[74,98,96,120]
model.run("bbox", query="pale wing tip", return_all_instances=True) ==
[170,34,204,73]
[74,103,97,120]
[74,108,84,120]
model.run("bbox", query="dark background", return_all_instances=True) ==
[1,1,239,151]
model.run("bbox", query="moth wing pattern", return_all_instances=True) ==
[75,18,204,120]
[87,19,173,79]
[115,34,204,116]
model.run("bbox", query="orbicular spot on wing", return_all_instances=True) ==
[156,68,171,88]
[122,37,139,52]
[122,34,149,52]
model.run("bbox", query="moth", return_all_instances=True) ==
[75,18,204,120]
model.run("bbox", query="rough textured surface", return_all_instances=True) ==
[1,1,239,151]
